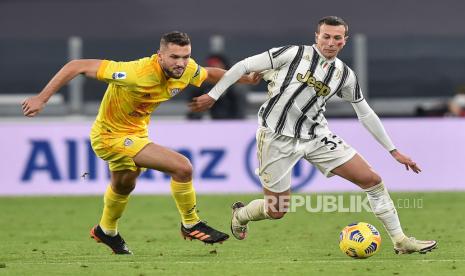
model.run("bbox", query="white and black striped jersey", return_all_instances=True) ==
[207,44,395,151]
[258,45,363,139]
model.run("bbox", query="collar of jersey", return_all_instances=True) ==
[312,44,336,64]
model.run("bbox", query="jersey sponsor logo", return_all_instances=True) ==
[128,111,149,118]
[112,72,127,80]
[128,102,158,118]
[170,88,181,97]
[296,70,331,97]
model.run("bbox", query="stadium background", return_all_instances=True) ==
[1,0,465,194]
[1,1,465,275]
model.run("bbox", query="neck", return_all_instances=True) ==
[161,68,171,79]
[314,44,336,60]
[156,55,171,79]
[160,63,174,79]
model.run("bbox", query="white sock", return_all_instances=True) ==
[364,182,406,244]
[236,199,270,225]
[100,226,117,237]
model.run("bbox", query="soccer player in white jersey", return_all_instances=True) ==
[189,16,437,254]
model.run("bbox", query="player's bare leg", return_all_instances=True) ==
[332,153,437,254]
[133,143,228,244]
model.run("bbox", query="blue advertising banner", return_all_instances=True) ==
[1,118,464,195]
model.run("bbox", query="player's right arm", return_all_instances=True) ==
[22,59,101,117]
[189,46,297,112]
[188,51,273,112]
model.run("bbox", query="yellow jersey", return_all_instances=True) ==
[93,54,207,135]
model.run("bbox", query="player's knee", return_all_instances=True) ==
[359,173,382,188]
[120,185,135,195]
[112,180,136,195]
[110,169,140,195]
[267,210,287,219]
[266,204,288,219]
[368,173,382,187]
[173,159,193,182]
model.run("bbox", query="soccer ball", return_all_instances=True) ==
[339,222,381,259]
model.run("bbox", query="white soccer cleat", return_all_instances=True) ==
[230,201,248,240]
[394,236,438,254]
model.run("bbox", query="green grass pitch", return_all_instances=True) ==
[1,192,464,275]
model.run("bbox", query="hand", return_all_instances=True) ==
[242,72,262,85]
[188,94,216,112]
[22,95,46,117]
[390,149,421,174]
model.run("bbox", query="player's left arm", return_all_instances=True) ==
[204,67,260,85]
[351,99,421,173]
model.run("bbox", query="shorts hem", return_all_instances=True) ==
[128,141,153,158]
[323,150,357,177]
[262,184,291,193]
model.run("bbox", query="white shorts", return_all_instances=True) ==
[255,127,357,193]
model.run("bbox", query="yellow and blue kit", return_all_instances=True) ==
[90,54,207,171]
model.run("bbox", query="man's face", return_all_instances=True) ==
[315,24,347,59]
[158,43,191,78]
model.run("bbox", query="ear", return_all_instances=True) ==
[340,36,349,47]
[314,32,319,43]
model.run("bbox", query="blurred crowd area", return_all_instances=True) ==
[2,35,465,119]
[2,0,465,119]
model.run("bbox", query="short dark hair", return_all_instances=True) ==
[317,16,349,37]
[160,31,191,47]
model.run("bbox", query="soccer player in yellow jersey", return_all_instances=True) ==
[22,31,259,254]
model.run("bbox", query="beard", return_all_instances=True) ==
[161,65,185,79]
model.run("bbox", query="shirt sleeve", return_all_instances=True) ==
[352,99,396,151]
[338,68,364,103]
[188,59,208,87]
[96,59,140,87]
[207,51,273,100]
[267,45,299,69]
